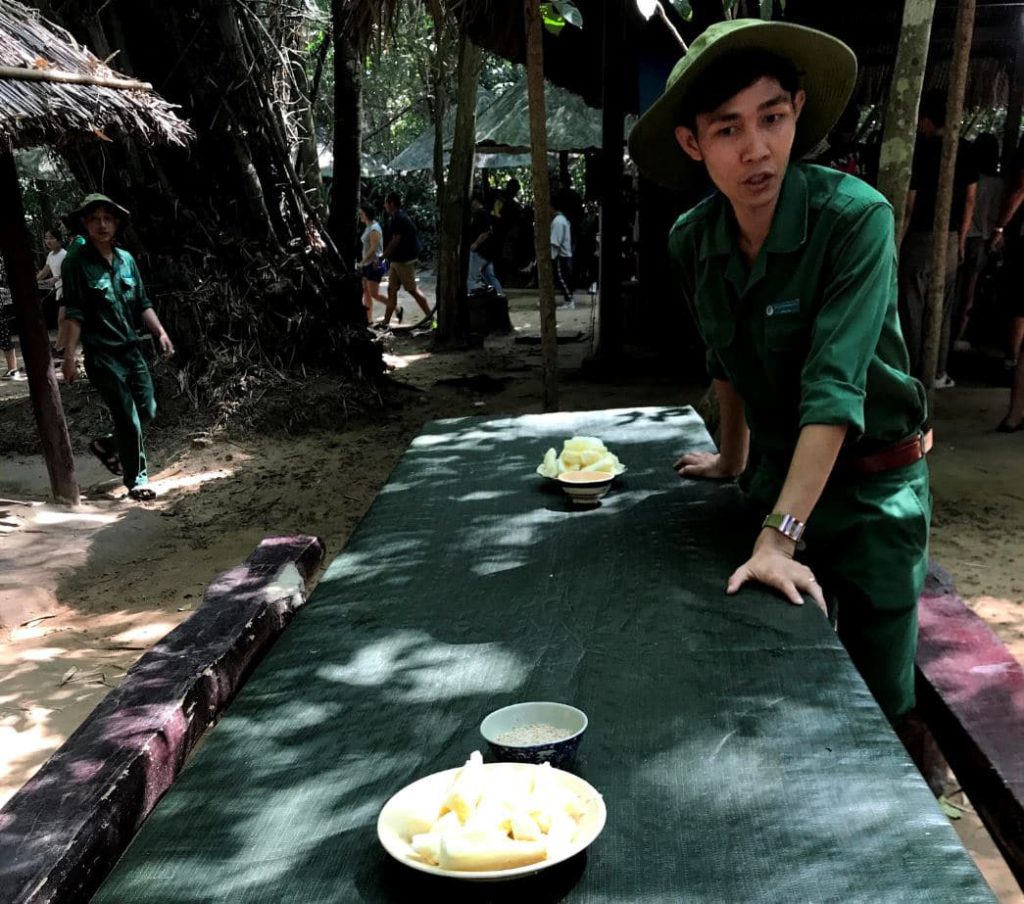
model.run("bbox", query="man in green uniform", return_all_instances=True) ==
[61,194,174,502]
[629,21,930,724]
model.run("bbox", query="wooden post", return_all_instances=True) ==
[0,146,79,504]
[876,0,937,239]
[922,0,976,401]
[596,0,626,362]
[525,0,559,411]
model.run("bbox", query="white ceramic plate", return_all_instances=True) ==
[377,762,606,881]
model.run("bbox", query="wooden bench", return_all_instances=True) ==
[916,565,1024,889]
[0,534,325,904]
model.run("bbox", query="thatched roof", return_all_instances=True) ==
[0,0,191,151]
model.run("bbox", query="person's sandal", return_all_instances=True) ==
[996,418,1023,433]
[128,486,157,501]
[89,439,123,476]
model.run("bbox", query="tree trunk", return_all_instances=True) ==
[328,21,363,261]
[0,147,78,504]
[37,0,379,396]
[436,34,482,347]
[524,0,558,412]
[876,0,937,239]
[1001,21,1024,176]
[922,0,976,402]
[596,0,626,363]
[428,0,453,203]
[292,51,325,214]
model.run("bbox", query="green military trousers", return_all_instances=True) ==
[800,458,931,722]
[85,346,157,490]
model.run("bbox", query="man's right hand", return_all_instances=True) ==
[62,356,76,384]
[673,451,744,480]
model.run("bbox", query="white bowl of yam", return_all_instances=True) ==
[377,753,606,881]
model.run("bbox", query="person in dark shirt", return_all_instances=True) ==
[898,89,978,388]
[379,192,432,330]
[490,178,522,278]
[467,194,502,294]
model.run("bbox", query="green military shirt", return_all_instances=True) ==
[62,242,153,352]
[668,163,927,503]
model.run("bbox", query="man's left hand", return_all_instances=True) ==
[726,529,827,614]
[158,332,174,357]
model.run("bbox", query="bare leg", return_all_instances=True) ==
[362,279,373,323]
[383,284,399,325]
[4,348,16,372]
[1010,316,1024,362]
[1003,355,1024,428]
[369,281,389,309]
[411,286,432,316]
[955,271,978,343]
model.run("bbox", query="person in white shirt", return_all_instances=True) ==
[36,227,68,355]
[550,203,574,309]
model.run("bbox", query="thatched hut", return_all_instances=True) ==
[0,0,190,504]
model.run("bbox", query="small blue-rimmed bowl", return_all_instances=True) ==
[480,701,588,768]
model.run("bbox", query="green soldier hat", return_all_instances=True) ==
[67,193,132,226]
[627,19,857,190]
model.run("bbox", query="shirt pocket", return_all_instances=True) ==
[88,274,114,305]
[763,299,808,351]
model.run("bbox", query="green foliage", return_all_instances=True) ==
[540,1,582,35]
[667,0,693,21]
[15,151,79,265]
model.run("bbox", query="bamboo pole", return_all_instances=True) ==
[0,145,79,505]
[876,0,937,239]
[922,0,976,403]
[0,65,152,91]
[524,0,558,412]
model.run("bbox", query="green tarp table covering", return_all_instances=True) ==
[93,407,996,903]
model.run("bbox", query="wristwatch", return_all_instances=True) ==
[762,512,806,542]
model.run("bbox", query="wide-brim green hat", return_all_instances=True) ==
[628,19,857,190]
[67,193,132,226]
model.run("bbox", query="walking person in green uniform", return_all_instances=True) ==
[629,21,930,726]
[61,194,174,502]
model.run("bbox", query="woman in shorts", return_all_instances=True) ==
[357,204,396,325]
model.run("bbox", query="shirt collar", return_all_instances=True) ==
[698,164,809,261]
[82,241,124,268]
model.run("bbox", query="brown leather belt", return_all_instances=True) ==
[848,429,933,476]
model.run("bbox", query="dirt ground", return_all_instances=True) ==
[1,285,1022,901]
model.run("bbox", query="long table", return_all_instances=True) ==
[93,407,996,903]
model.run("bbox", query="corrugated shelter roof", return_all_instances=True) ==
[474,74,608,153]
[0,0,191,150]
[387,72,634,172]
